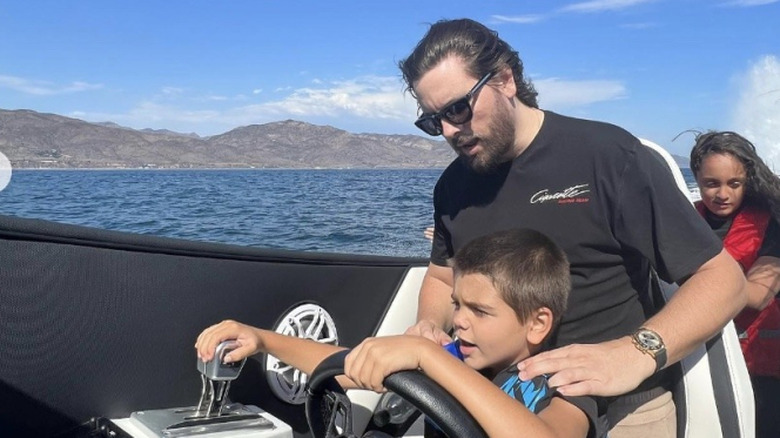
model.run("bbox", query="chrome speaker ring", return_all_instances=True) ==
[265,303,339,404]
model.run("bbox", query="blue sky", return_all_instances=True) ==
[1,0,779,161]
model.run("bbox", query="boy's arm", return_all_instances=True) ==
[420,353,589,438]
[195,319,348,378]
[346,336,590,438]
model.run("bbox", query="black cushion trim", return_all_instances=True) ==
[705,334,741,438]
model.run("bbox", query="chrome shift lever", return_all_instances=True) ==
[196,340,247,418]
[127,339,278,437]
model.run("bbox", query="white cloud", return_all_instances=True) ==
[66,74,633,136]
[69,75,417,135]
[490,14,546,24]
[0,75,102,95]
[161,87,184,95]
[721,0,778,6]
[619,22,657,29]
[63,81,101,93]
[204,95,228,101]
[559,0,655,13]
[492,1,655,28]
[126,102,222,124]
[69,101,213,124]
[248,76,412,120]
[534,78,627,108]
[252,89,263,94]
[731,55,780,169]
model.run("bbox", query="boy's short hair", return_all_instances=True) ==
[450,228,570,329]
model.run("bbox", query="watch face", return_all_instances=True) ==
[636,331,662,350]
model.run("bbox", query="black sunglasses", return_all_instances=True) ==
[414,72,494,136]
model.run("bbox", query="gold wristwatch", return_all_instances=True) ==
[631,328,667,373]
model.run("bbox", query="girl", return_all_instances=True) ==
[690,131,780,438]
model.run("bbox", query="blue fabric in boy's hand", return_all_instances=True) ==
[443,340,464,360]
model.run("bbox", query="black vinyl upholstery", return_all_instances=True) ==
[0,214,425,437]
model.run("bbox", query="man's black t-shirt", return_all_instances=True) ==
[431,111,722,347]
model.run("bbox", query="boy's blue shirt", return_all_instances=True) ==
[496,371,553,413]
[444,341,552,412]
[426,367,554,432]
[492,365,605,437]
[428,344,604,437]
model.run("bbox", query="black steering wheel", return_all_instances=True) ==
[305,350,487,438]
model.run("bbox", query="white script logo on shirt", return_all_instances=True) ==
[530,184,591,204]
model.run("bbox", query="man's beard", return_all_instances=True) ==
[453,101,515,173]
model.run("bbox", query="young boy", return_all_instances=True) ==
[196,228,603,437]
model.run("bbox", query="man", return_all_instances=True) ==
[401,18,746,437]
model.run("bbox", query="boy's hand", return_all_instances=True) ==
[516,337,656,397]
[344,335,435,392]
[195,319,265,364]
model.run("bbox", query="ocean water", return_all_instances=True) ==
[0,168,698,258]
[0,169,442,258]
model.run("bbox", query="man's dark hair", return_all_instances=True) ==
[399,18,538,108]
[690,130,780,223]
[451,228,570,329]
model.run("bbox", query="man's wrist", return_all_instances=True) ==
[630,328,667,373]
[623,336,657,378]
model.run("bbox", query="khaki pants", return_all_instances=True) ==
[608,390,676,438]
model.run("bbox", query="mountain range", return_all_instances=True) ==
[0,108,689,169]
[0,109,455,169]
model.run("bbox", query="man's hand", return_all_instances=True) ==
[516,337,656,397]
[410,263,455,345]
[404,319,453,346]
